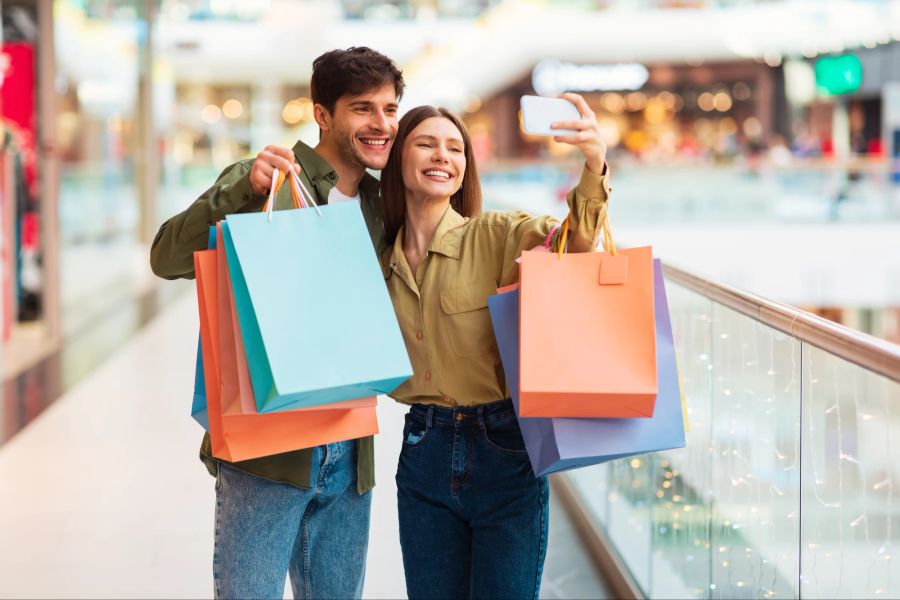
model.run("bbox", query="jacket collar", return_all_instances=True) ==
[291,140,380,202]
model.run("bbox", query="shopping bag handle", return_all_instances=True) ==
[262,168,322,222]
[554,215,617,259]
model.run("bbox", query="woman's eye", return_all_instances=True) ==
[418,143,433,148]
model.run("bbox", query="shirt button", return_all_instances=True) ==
[415,330,423,340]
[424,371,432,382]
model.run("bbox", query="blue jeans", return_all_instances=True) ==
[396,400,550,600]
[213,441,371,599]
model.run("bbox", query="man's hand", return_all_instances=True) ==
[550,93,608,175]
[249,146,302,196]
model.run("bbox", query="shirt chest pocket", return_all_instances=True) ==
[440,282,497,358]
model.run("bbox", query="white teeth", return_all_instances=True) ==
[361,139,386,146]
[424,170,450,179]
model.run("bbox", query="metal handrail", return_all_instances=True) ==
[663,262,900,384]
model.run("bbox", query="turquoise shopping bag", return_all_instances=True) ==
[222,203,412,413]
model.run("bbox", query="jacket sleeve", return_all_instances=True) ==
[497,164,611,286]
[149,159,267,280]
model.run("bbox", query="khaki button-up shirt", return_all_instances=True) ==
[381,165,611,408]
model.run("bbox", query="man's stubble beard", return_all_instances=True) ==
[333,125,374,171]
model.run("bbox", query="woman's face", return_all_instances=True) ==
[401,116,466,203]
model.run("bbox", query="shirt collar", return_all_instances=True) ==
[428,205,467,259]
[382,205,468,280]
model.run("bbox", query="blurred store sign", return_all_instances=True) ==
[531,59,649,97]
[814,54,863,96]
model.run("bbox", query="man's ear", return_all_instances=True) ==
[314,104,331,132]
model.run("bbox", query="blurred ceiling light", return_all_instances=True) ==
[465,96,482,113]
[623,130,647,153]
[718,117,738,135]
[763,53,782,67]
[644,98,667,125]
[601,93,626,115]
[713,92,733,112]
[625,92,648,112]
[863,39,879,49]
[657,91,675,109]
[732,82,752,101]
[222,99,243,119]
[743,117,763,139]
[283,101,305,125]
[878,32,892,45]
[201,104,222,124]
[672,94,685,112]
[303,101,315,121]
[802,48,818,59]
[596,118,622,147]
[698,92,715,112]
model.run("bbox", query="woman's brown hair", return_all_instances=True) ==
[381,106,482,245]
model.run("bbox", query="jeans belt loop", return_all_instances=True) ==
[477,404,485,429]
[426,405,434,429]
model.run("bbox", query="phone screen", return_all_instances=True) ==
[520,95,581,136]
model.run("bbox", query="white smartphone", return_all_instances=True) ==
[520,95,581,136]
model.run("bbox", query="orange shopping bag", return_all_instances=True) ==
[195,249,379,463]
[517,218,657,418]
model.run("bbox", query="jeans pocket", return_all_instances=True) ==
[402,413,429,447]
[481,416,528,455]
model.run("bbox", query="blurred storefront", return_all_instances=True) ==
[464,58,790,165]
[1,0,56,352]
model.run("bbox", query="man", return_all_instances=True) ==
[150,47,403,599]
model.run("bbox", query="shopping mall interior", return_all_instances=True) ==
[1,0,899,598]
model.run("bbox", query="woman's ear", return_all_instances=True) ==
[314,104,331,132]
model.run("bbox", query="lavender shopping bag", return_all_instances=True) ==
[487,258,685,476]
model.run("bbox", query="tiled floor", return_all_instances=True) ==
[0,291,608,598]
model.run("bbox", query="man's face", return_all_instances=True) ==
[326,83,399,171]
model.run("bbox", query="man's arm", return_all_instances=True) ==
[150,146,300,280]
[150,160,262,280]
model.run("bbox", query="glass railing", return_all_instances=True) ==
[560,263,900,599]
[482,160,900,224]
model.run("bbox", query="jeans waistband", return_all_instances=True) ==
[408,399,516,428]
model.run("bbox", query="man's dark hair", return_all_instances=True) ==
[311,47,405,114]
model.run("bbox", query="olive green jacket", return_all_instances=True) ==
[150,140,383,494]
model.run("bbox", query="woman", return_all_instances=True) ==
[379,95,610,600]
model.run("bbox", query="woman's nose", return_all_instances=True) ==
[432,147,450,163]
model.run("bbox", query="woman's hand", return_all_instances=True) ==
[550,93,607,175]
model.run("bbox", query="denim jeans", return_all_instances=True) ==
[213,440,372,599]
[396,400,550,600]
